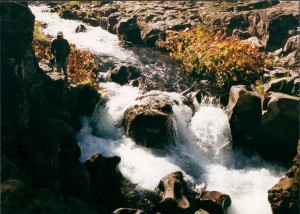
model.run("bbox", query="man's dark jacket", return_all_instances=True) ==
[51,38,71,60]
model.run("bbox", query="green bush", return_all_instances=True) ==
[162,26,272,88]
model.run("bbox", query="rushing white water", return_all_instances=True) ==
[30,5,138,64]
[30,5,286,214]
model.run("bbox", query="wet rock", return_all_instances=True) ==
[60,9,79,20]
[257,92,299,162]
[227,85,262,146]
[106,65,141,86]
[75,24,87,33]
[100,17,108,30]
[84,153,124,212]
[268,140,300,214]
[113,208,145,214]
[155,171,190,213]
[195,191,231,214]
[264,77,295,95]
[123,92,176,148]
[83,17,99,27]
[107,13,121,34]
[117,17,142,43]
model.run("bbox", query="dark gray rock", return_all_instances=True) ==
[75,24,87,33]
[155,171,190,212]
[195,191,231,214]
[123,92,176,148]
[117,17,142,43]
[227,85,262,146]
[106,65,141,85]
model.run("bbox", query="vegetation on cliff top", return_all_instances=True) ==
[161,26,273,88]
[33,21,99,88]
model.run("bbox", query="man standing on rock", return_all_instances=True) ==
[51,31,71,82]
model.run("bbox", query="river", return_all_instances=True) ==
[30,4,285,214]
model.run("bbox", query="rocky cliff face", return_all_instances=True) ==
[1,2,100,213]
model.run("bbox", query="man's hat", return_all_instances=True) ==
[57,31,63,36]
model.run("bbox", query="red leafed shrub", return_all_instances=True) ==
[162,26,273,88]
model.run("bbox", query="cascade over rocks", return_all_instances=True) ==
[154,171,232,214]
[268,140,300,214]
[123,92,177,148]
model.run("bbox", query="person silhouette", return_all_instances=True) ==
[51,31,71,82]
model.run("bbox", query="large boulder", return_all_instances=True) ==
[84,153,124,212]
[123,92,176,148]
[268,140,300,214]
[117,17,142,43]
[256,92,299,162]
[106,65,141,86]
[155,171,190,213]
[60,9,80,20]
[227,85,262,146]
[194,191,231,214]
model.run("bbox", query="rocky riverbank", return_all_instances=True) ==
[1,1,299,214]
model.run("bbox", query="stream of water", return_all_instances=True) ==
[30,5,286,214]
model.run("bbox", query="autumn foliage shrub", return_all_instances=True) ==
[33,21,99,88]
[162,26,272,88]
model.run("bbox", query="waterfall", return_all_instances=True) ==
[30,5,285,214]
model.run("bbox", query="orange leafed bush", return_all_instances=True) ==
[33,37,99,88]
[163,26,273,87]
